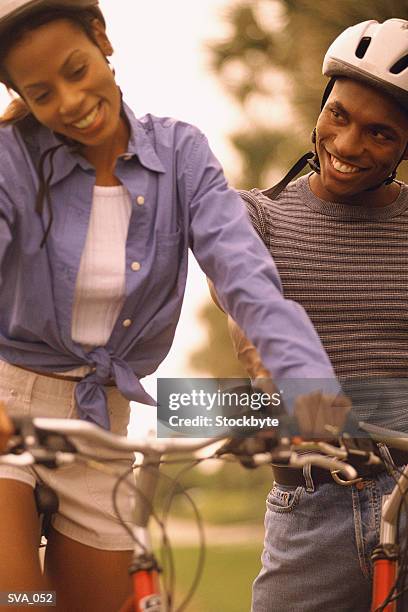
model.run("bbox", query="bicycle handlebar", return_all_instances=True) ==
[3,416,408,484]
[358,422,408,451]
[28,417,226,454]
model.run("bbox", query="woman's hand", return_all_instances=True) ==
[0,402,13,453]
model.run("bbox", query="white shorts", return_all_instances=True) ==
[0,360,136,551]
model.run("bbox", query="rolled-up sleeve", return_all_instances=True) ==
[185,131,340,401]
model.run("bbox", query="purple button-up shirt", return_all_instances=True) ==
[0,102,338,428]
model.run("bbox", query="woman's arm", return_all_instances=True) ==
[183,131,340,412]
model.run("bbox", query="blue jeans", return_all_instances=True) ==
[252,470,405,612]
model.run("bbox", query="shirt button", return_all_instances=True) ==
[136,195,145,205]
[122,319,132,328]
[131,261,141,271]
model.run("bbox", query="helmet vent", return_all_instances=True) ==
[355,37,372,59]
[390,54,408,75]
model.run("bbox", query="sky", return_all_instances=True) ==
[0,0,240,434]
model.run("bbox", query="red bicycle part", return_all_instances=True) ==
[134,569,161,611]
[372,558,398,612]
[118,569,161,612]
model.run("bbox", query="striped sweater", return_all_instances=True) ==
[241,173,408,429]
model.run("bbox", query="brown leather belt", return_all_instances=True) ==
[272,447,408,487]
[16,365,116,386]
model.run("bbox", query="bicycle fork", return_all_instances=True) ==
[371,464,408,612]
[119,452,164,612]
[371,493,399,612]
[127,539,162,612]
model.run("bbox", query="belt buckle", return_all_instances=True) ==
[330,468,363,486]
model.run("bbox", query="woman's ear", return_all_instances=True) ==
[91,18,114,56]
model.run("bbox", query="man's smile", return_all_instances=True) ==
[329,153,363,174]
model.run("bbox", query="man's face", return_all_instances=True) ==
[312,78,408,204]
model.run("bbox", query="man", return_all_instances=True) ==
[212,18,408,611]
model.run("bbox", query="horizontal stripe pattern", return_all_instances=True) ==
[240,175,408,428]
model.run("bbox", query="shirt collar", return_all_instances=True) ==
[122,102,165,173]
[33,99,165,186]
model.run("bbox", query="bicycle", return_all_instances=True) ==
[1,415,279,611]
[3,414,408,611]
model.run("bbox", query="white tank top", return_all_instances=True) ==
[71,184,132,347]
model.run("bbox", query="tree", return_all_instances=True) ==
[190,0,408,377]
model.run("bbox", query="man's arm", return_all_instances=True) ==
[208,278,273,380]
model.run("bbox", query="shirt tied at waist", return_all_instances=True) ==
[75,347,156,429]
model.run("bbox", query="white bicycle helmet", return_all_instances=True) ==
[0,0,100,37]
[323,19,408,112]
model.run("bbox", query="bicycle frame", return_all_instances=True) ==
[370,466,408,612]
[358,423,408,611]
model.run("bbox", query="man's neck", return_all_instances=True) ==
[309,173,400,207]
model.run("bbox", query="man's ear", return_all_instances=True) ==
[91,18,114,56]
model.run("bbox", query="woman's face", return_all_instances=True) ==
[3,18,126,153]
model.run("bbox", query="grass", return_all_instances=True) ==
[158,460,272,525]
[163,543,262,612]
[174,485,269,524]
[152,457,270,609]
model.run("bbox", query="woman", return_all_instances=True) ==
[0,0,338,609]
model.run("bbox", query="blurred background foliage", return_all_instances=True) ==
[190,0,408,378]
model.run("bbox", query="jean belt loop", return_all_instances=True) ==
[303,463,315,492]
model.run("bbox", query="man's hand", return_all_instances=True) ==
[294,390,352,440]
[0,402,13,453]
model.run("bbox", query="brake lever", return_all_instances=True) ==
[10,416,77,468]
